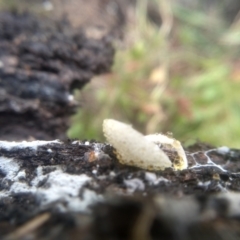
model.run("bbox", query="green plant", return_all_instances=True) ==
[68,1,240,147]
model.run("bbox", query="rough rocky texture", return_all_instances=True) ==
[0,11,114,141]
[1,140,240,239]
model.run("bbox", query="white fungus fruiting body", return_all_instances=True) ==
[145,134,188,170]
[103,119,172,171]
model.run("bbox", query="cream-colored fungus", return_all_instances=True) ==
[103,119,188,171]
[145,134,188,170]
[104,119,186,171]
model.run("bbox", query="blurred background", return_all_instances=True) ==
[2,0,240,147]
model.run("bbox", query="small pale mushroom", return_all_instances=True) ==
[103,119,188,171]
[145,134,188,170]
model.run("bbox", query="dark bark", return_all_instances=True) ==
[0,11,114,141]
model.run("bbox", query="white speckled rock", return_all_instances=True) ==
[103,119,172,171]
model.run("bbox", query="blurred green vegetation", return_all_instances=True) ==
[67,1,240,147]
[0,0,51,14]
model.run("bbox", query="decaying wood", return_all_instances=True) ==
[0,11,114,141]
[1,140,240,240]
